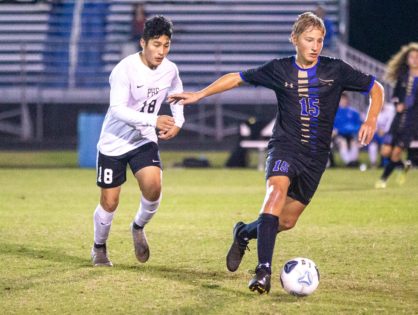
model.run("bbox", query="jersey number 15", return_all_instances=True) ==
[300,97,320,117]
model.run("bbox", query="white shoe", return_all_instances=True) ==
[396,160,412,185]
[374,179,387,189]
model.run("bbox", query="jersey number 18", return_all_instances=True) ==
[140,99,157,113]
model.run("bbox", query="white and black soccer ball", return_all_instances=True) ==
[280,257,320,296]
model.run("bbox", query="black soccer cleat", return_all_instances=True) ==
[248,267,271,294]
[226,221,249,272]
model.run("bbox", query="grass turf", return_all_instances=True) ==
[0,152,417,314]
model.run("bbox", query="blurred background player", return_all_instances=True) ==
[375,42,418,188]
[91,16,185,267]
[333,92,362,167]
[122,2,148,57]
[169,12,384,293]
[314,4,334,50]
[131,2,147,42]
[367,102,395,168]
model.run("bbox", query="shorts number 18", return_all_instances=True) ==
[97,166,113,184]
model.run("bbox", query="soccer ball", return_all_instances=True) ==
[280,257,320,296]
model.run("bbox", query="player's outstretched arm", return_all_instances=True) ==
[358,81,384,145]
[168,72,244,105]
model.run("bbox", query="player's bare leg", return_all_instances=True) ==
[131,166,162,263]
[92,186,121,267]
[278,197,307,232]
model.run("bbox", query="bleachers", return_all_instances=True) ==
[105,0,339,88]
[43,1,73,87]
[76,1,109,88]
[0,0,339,94]
[0,1,109,90]
[0,2,51,87]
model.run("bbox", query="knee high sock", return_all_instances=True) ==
[381,159,404,180]
[134,195,161,228]
[238,216,261,241]
[239,214,282,241]
[257,213,279,274]
[94,204,115,245]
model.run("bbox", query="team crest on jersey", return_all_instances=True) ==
[284,81,294,88]
[318,78,334,86]
[148,88,159,97]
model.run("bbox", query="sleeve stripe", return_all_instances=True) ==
[364,75,376,95]
[239,71,249,83]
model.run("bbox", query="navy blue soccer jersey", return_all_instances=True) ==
[240,56,375,155]
[393,73,418,109]
[391,73,418,143]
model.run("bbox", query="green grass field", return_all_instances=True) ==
[0,151,417,314]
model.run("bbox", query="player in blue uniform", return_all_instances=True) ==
[333,93,362,166]
[375,42,418,188]
[169,12,384,293]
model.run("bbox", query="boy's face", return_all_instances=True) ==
[339,95,349,107]
[292,27,324,67]
[140,35,171,69]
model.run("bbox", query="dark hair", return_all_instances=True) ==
[142,15,173,42]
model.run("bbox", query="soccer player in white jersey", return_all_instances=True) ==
[91,16,185,267]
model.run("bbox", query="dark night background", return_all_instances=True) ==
[349,0,418,63]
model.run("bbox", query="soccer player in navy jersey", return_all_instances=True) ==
[375,42,418,188]
[169,12,384,294]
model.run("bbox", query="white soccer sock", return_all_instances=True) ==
[348,140,359,162]
[134,195,161,228]
[368,142,378,166]
[93,204,115,245]
[337,137,350,164]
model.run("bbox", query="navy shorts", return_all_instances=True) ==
[265,145,328,205]
[383,112,412,148]
[96,142,162,188]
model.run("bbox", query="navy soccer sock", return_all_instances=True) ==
[257,213,279,274]
[381,159,403,180]
[238,216,261,240]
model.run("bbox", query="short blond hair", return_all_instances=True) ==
[290,12,325,40]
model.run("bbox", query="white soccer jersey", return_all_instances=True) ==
[98,53,184,156]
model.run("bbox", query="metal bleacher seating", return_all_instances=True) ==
[0,1,109,90]
[106,0,339,90]
[0,1,51,88]
[0,0,341,142]
[0,0,340,94]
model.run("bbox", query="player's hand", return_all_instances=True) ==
[167,91,203,105]
[358,120,377,146]
[158,125,181,140]
[156,115,175,132]
[377,129,385,137]
[396,103,405,113]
